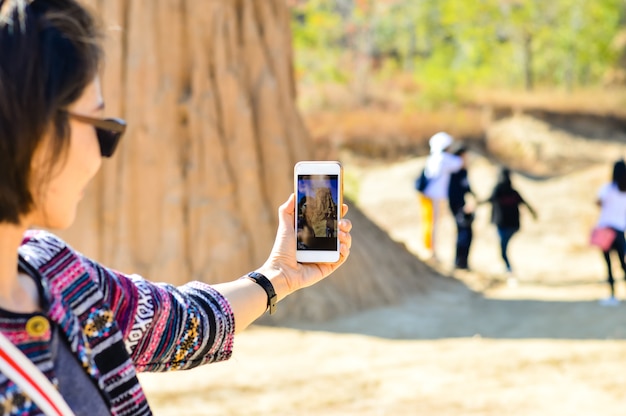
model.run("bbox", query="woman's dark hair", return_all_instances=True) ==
[496,167,512,188]
[489,166,514,201]
[612,159,626,192]
[451,143,468,156]
[0,0,103,224]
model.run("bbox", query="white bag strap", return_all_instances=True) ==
[0,332,75,416]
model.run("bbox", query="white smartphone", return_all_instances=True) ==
[294,161,343,263]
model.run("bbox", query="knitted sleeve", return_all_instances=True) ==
[83,258,235,372]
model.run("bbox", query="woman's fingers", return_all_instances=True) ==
[339,229,352,247]
[340,241,350,259]
[338,216,352,262]
[339,218,352,232]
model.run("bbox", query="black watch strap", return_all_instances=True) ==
[246,272,277,315]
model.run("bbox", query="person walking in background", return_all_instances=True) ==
[417,132,464,261]
[593,159,626,306]
[486,167,537,280]
[448,144,476,270]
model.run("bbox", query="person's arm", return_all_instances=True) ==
[596,184,609,207]
[445,153,465,173]
[84,259,237,371]
[476,188,496,206]
[459,172,478,212]
[85,194,351,371]
[214,194,351,332]
[465,189,479,213]
[518,192,538,219]
[525,201,538,219]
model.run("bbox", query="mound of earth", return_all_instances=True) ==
[260,202,468,324]
[485,114,626,177]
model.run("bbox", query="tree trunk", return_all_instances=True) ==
[62,0,438,322]
[64,0,309,284]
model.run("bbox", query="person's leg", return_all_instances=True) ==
[456,229,470,269]
[603,229,625,301]
[603,248,615,298]
[454,220,464,268]
[598,241,621,305]
[464,224,473,269]
[614,231,626,278]
[418,194,434,253]
[497,227,516,272]
[431,199,442,258]
[455,213,471,269]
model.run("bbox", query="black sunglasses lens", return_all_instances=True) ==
[96,128,121,158]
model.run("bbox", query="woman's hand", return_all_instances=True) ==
[259,194,352,300]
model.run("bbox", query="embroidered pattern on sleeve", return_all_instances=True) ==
[124,275,156,356]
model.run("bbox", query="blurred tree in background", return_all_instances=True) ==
[290,0,624,108]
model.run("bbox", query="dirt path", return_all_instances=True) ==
[140,153,626,415]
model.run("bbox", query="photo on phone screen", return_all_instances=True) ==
[296,174,339,251]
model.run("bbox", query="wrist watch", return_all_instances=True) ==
[246,272,277,315]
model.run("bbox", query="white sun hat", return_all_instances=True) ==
[429,132,454,153]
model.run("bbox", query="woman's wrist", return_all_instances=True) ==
[254,266,292,303]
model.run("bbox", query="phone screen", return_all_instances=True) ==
[296,174,339,251]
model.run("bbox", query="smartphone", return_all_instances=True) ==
[294,161,343,263]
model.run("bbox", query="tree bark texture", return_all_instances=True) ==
[61,0,434,322]
[63,0,309,283]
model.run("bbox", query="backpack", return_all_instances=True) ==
[415,168,429,193]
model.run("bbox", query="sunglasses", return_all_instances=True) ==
[67,112,127,158]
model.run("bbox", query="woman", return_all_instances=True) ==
[418,132,464,260]
[487,167,537,276]
[0,1,352,414]
[594,159,626,306]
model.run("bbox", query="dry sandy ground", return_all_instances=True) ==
[139,152,626,416]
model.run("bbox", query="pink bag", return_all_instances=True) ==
[590,227,617,251]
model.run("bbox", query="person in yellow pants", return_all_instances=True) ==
[418,132,464,260]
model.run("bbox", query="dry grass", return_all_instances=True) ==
[467,87,626,118]
[304,108,485,160]
[298,79,626,161]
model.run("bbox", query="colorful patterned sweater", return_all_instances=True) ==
[0,230,235,415]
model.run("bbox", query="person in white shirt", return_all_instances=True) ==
[595,159,626,306]
[418,132,464,260]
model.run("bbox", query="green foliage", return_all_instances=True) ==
[291,1,348,84]
[291,0,625,106]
